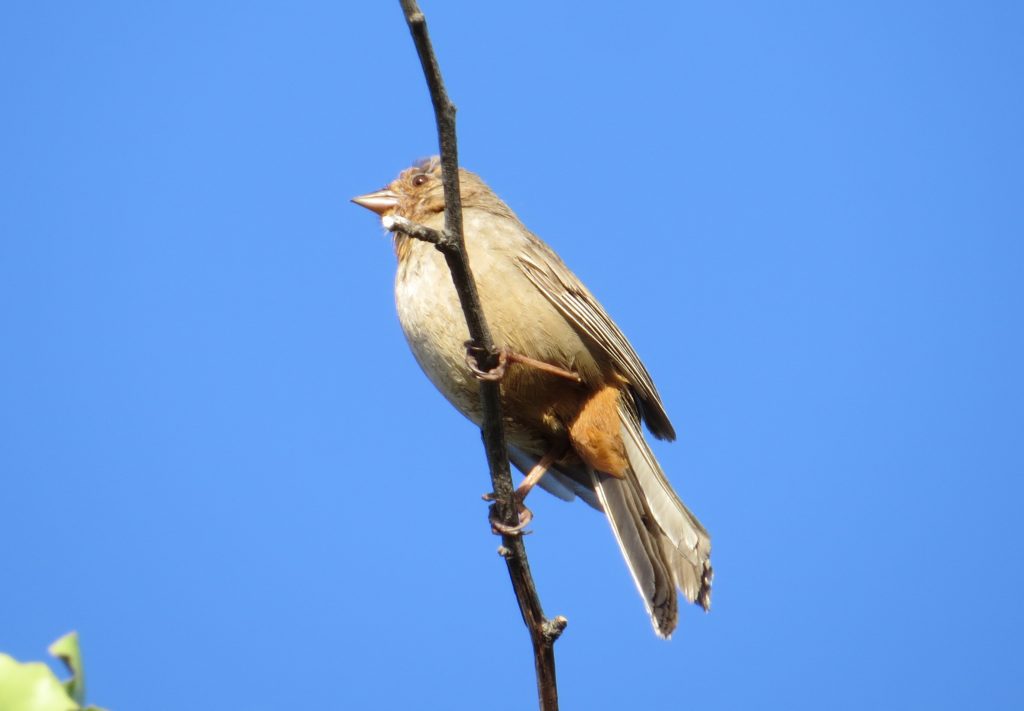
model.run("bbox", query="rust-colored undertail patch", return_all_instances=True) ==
[568,384,628,478]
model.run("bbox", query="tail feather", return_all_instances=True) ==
[591,469,679,637]
[591,401,713,638]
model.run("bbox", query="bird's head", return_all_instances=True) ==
[352,157,509,225]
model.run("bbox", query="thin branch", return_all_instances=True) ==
[396,2,564,709]
[382,215,455,250]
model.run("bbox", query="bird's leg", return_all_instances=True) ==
[505,352,583,383]
[514,448,560,501]
[487,448,560,536]
[464,341,582,383]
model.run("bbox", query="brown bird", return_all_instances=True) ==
[353,158,711,637]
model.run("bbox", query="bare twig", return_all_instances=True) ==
[382,215,455,250]
[395,2,564,709]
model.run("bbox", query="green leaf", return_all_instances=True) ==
[0,653,79,711]
[47,632,85,705]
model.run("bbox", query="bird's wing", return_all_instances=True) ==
[514,236,676,441]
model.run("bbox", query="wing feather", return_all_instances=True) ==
[515,244,676,440]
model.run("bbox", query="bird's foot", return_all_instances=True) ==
[465,342,582,383]
[465,342,508,381]
[483,491,534,535]
[488,502,534,536]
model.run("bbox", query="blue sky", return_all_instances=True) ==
[2,2,1022,709]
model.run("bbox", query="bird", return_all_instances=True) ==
[352,157,711,638]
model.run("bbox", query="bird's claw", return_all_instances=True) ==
[465,342,508,382]
[488,502,534,537]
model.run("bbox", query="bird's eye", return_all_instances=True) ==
[412,173,429,187]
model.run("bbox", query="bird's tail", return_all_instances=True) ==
[590,400,713,638]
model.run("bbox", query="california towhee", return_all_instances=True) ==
[353,158,711,637]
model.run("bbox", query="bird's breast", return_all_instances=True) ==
[394,239,482,422]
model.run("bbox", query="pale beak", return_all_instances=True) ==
[351,188,399,216]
